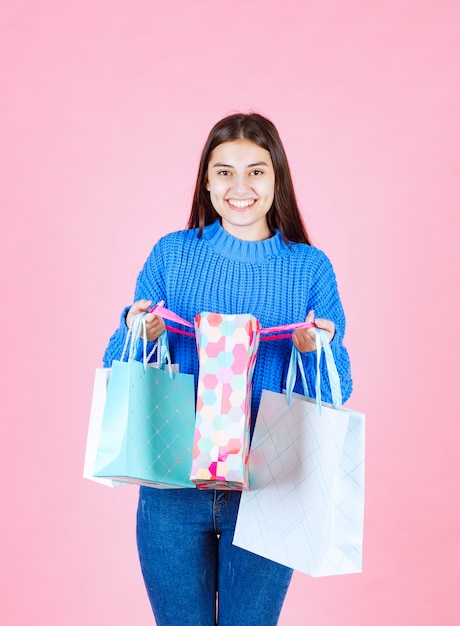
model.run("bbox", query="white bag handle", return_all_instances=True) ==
[286,329,343,411]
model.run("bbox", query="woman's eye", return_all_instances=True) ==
[218,170,231,176]
[250,169,263,176]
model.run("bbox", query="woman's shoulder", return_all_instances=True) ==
[158,226,199,244]
[153,226,201,253]
[136,228,201,274]
[289,240,333,266]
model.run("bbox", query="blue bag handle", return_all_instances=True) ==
[120,313,144,362]
[286,328,343,412]
[154,330,174,376]
[120,314,174,378]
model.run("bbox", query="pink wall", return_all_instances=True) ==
[1,1,459,624]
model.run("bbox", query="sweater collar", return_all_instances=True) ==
[201,220,289,262]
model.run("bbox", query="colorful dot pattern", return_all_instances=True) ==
[191,312,260,490]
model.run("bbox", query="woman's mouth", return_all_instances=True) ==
[227,199,256,211]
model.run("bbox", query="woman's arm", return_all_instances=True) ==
[293,250,353,404]
[102,242,167,367]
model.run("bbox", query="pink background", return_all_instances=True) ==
[1,1,459,624]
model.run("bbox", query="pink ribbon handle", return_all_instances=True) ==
[259,320,315,341]
[149,304,195,338]
[149,305,315,341]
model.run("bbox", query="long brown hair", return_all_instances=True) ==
[187,113,311,244]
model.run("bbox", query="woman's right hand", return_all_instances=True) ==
[126,299,166,342]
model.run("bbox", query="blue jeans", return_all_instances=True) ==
[136,486,293,626]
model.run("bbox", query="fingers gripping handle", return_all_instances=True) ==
[286,328,343,411]
[120,313,174,378]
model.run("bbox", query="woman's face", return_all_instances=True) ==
[206,139,275,241]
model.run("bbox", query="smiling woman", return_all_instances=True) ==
[205,139,275,240]
[103,112,352,626]
[188,113,311,244]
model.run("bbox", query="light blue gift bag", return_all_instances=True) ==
[94,314,196,488]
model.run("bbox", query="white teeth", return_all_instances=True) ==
[228,199,255,208]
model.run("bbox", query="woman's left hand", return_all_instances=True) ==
[292,310,335,353]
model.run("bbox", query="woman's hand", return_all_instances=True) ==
[126,299,166,342]
[292,310,335,353]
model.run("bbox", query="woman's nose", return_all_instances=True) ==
[231,174,251,195]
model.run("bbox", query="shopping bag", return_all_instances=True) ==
[83,367,128,487]
[93,315,196,488]
[139,305,316,491]
[233,329,365,576]
[190,312,261,490]
[83,314,147,487]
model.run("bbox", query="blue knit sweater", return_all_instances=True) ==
[103,221,352,425]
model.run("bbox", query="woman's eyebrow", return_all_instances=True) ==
[212,161,269,168]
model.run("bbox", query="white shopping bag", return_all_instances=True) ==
[83,367,128,487]
[233,330,365,577]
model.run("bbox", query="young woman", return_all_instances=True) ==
[103,113,352,626]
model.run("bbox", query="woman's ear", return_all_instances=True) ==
[205,180,210,191]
